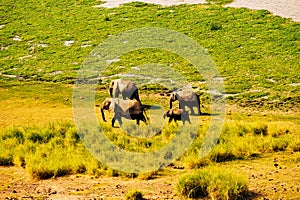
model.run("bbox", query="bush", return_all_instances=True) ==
[0,155,13,166]
[252,123,268,136]
[176,166,248,199]
[1,127,24,144]
[125,189,144,200]
[177,171,209,198]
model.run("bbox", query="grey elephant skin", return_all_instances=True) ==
[101,98,147,127]
[163,109,191,125]
[170,90,201,115]
[109,79,141,102]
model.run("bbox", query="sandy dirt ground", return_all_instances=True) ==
[98,0,300,22]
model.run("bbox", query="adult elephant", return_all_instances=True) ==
[109,79,141,102]
[101,98,147,127]
[169,90,201,115]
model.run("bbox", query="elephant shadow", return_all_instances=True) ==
[197,112,219,116]
[142,104,162,110]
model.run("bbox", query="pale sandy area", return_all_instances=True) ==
[97,0,205,8]
[227,0,300,22]
[97,0,299,22]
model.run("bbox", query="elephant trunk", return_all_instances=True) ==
[169,98,173,109]
[109,88,113,97]
[101,107,106,122]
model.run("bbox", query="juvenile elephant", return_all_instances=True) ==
[163,109,191,124]
[109,79,141,102]
[170,90,201,115]
[101,98,147,127]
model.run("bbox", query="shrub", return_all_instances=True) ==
[209,144,236,162]
[252,123,268,136]
[176,166,248,199]
[138,170,160,180]
[177,171,209,198]
[289,137,300,152]
[125,189,144,200]
[0,155,13,166]
[27,132,43,143]
[1,127,24,144]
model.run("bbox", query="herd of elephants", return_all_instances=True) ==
[100,79,201,127]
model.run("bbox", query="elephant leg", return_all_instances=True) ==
[180,103,186,111]
[134,90,141,103]
[197,106,201,115]
[112,117,116,127]
[112,115,122,127]
[174,119,179,126]
[190,106,195,115]
[118,118,123,126]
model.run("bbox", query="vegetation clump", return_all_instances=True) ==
[125,189,144,200]
[176,166,248,199]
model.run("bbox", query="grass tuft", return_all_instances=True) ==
[176,166,248,199]
[125,189,144,200]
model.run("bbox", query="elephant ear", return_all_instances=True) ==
[129,101,143,115]
[109,99,116,112]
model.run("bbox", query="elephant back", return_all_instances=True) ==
[176,90,198,101]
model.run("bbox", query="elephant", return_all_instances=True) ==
[169,90,201,115]
[109,79,141,102]
[163,109,191,124]
[100,98,147,127]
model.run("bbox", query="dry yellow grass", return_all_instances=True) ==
[0,98,73,128]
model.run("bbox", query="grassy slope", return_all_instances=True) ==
[1,1,299,96]
[0,0,299,128]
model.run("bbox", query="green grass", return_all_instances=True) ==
[1,0,299,104]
